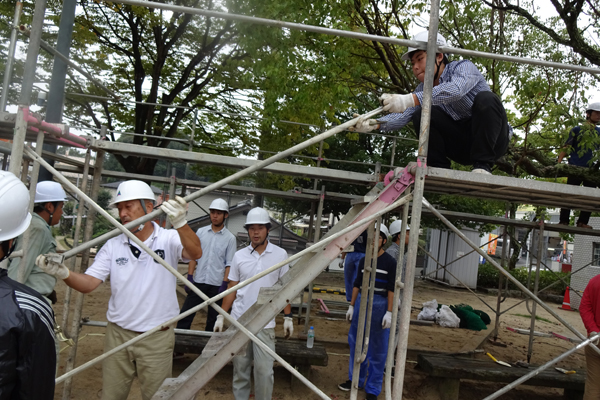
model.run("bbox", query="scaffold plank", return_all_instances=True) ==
[424,167,600,213]
[89,140,377,185]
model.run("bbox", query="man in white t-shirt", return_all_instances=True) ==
[216,207,293,400]
[36,180,202,400]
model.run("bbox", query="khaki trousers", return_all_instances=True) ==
[585,345,600,400]
[232,328,276,400]
[101,322,175,400]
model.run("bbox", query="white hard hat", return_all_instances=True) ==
[389,220,410,236]
[109,180,155,207]
[586,102,600,112]
[209,198,229,213]
[245,207,270,226]
[0,171,32,242]
[401,30,447,61]
[34,181,68,203]
[379,224,389,238]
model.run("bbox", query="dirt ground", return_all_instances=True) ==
[52,266,587,400]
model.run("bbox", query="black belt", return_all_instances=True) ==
[130,326,170,335]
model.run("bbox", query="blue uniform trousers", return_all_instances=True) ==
[344,252,364,302]
[348,293,390,397]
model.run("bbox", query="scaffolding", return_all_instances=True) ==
[3,0,600,399]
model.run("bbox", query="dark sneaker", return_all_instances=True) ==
[366,394,378,400]
[472,163,492,174]
[338,380,352,391]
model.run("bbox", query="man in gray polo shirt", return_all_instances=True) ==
[176,198,237,332]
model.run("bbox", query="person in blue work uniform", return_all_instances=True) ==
[557,102,600,229]
[343,229,368,302]
[338,224,396,400]
[351,30,510,175]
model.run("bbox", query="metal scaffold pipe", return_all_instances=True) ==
[0,1,22,112]
[483,336,598,400]
[10,0,47,176]
[36,139,410,387]
[60,109,383,260]
[25,145,330,398]
[385,201,410,400]
[422,198,599,352]
[393,5,441,397]
[105,0,600,75]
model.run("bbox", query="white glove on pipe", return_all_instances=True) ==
[214,315,224,332]
[346,305,354,322]
[382,310,393,329]
[36,254,70,280]
[160,196,188,229]
[283,317,294,339]
[349,114,379,133]
[379,93,416,113]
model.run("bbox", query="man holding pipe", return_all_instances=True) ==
[36,180,202,400]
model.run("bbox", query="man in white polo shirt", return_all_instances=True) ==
[177,198,237,333]
[36,180,202,400]
[216,207,294,400]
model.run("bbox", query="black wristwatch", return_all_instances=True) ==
[284,313,293,318]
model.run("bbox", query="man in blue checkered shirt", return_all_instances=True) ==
[353,31,510,175]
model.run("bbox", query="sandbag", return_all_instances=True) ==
[435,304,460,328]
[417,299,438,321]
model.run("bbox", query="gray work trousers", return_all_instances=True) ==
[232,328,276,400]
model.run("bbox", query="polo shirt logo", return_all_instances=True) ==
[116,257,128,266]
[153,249,165,263]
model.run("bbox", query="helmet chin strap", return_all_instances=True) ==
[250,234,268,255]
[0,240,16,262]
[130,199,149,234]
[131,224,145,234]
[433,59,443,82]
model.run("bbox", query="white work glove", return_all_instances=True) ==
[349,114,379,133]
[346,305,354,322]
[382,310,393,329]
[35,254,70,280]
[379,93,416,114]
[160,195,187,229]
[283,317,294,339]
[591,331,599,345]
[214,315,224,332]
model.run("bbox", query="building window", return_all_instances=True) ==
[593,243,600,266]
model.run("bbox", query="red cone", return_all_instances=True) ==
[559,286,572,311]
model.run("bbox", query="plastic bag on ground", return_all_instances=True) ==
[417,299,438,321]
[436,304,460,328]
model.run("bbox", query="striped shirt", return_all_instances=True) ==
[353,251,397,298]
[378,60,491,131]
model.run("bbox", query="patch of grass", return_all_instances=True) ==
[511,313,553,324]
